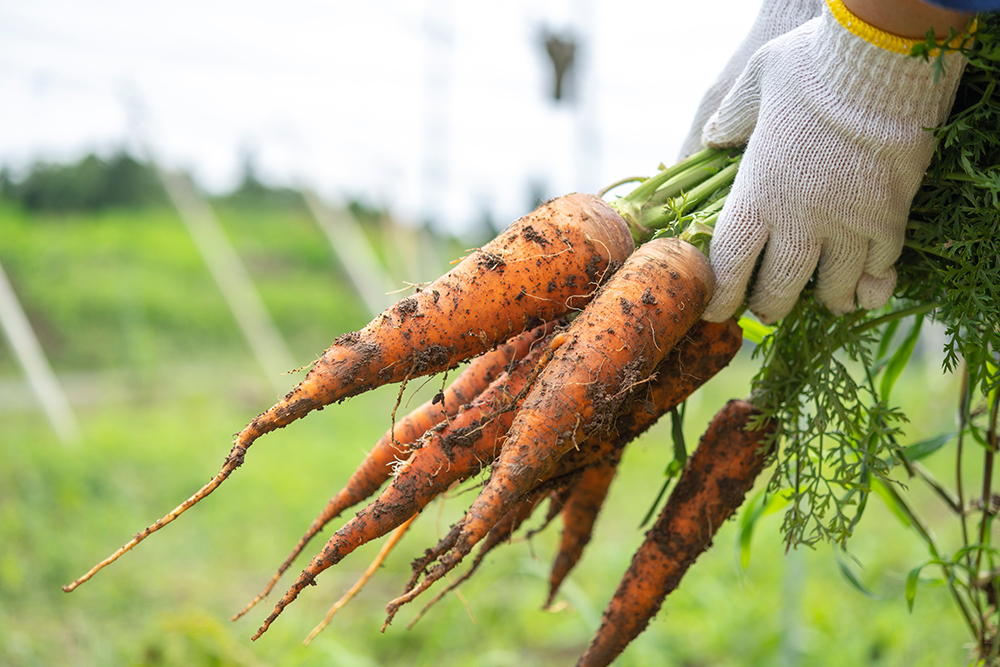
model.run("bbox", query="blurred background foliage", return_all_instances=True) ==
[1,153,167,213]
[0,153,980,666]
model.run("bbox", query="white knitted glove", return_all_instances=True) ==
[700,1,967,324]
[677,0,823,159]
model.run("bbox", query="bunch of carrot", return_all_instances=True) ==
[65,148,769,665]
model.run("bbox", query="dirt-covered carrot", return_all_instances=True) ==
[63,194,633,593]
[576,399,775,667]
[540,319,743,605]
[373,318,561,462]
[536,318,743,485]
[386,237,714,619]
[271,317,743,631]
[232,320,560,621]
[546,452,621,608]
[251,328,563,639]
[235,193,631,447]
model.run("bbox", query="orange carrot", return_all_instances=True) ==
[232,320,559,621]
[538,318,743,486]
[374,318,740,631]
[546,452,621,608]
[576,399,775,667]
[384,318,742,630]
[386,237,714,620]
[251,328,564,639]
[64,194,633,592]
[540,318,743,605]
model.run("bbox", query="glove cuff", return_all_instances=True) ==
[812,2,968,122]
[825,0,975,54]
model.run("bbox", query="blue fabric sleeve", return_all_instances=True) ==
[923,0,1000,10]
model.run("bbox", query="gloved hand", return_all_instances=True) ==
[700,1,968,324]
[678,0,823,159]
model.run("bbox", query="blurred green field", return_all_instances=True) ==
[0,199,983,666]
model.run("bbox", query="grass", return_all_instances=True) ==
[0,199,984,666]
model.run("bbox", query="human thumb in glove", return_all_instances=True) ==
[677,0,823,159]
[700,0,970,325]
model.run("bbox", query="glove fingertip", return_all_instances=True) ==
[747,304,788,327]
[747,289,800,326]
[701,286,744,323]
[824,300,856,318]
[856,271,897,312]
[816,289,858,318]
[703,117,751,149]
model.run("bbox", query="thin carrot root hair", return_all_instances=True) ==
[403,481,562,630]
[395,471,582,631]
[62,466,234,592]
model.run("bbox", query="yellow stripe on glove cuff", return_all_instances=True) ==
[826,0,975,55]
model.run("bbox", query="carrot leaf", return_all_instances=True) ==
[835,548,880,599]
[737,488,790,570]
[879,314,923,404]
[905,563,925,612]
[899,432,956,463]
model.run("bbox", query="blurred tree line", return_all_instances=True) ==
[0,152,497,251]
[0,152,341,214]
[0,153,167,212]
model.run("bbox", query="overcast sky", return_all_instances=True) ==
[0,0,759,234]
